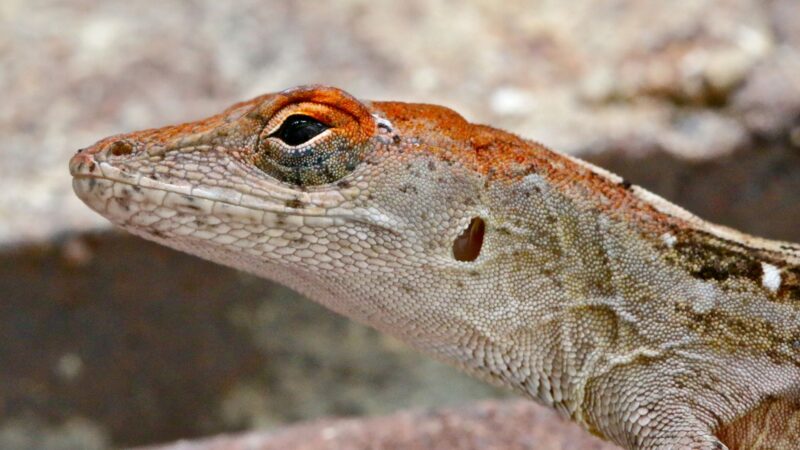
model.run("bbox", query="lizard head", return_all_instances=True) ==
[69,84,800,392]
[69,85,520,354]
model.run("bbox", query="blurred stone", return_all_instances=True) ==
[0,417,108,450]
[138,400,617,450]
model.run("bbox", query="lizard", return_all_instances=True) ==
[69,85,800,450]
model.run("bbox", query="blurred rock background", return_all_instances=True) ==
[1,0,799,449]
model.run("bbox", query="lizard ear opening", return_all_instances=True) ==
[453,217,485,262]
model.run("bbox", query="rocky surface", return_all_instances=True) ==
[1,0,799,449]
[139,401,616,450]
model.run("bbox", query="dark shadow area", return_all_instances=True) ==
[0,234,268,445]
[0,234,505,448]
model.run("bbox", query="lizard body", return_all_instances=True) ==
[70,86,800,449]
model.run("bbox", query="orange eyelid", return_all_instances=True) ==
[259,85,377,141]
[265,103,344,132]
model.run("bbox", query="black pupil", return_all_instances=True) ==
[270,115,329,146]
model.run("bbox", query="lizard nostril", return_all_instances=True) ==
[108,140,134,157]
[453,217,485,262]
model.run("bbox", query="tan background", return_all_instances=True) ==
[1,0,799,448]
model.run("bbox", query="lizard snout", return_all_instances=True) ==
[69,145,100,178]
[69,137,136,177]
[69,136,145,216]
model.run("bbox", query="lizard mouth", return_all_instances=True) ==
[69,145,375,246]
[71,158,351,227]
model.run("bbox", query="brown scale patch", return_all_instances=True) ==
[672,236,763,283]
[779,267,800,301]
[668,229,800,304]
[284,198,307,209]
[674,301,800,366]
[717,396,800,449]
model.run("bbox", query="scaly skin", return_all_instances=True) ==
[69,86,800,449]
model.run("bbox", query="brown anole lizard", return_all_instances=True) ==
[70,85,800,449]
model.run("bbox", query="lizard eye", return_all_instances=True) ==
[270,114,330,146]
[255,111,366,187]
[253,87,378,187]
